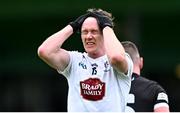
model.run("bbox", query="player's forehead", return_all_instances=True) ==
[81,17,99,29]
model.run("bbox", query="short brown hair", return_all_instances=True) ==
[121,41,140,63]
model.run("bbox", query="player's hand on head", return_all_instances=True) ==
[69,13,89,33]
[90,12,113,30]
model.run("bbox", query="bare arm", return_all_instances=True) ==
[38,14,88,71]
[90,12,129,74]
[154,106,170,112]
[103,26,128,73]
[37,25,73,71]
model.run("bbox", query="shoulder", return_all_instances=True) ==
[138,76,167,94]
[137,76,157,84]
[68,51,84,56]
[68,51,87,59]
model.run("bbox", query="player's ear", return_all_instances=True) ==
[139,57,143,69]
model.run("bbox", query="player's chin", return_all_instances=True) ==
[85,47,95,54]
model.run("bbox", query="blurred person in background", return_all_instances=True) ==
[122,41,170,112]
[38,8,133,112]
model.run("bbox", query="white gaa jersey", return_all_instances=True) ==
[58,51,133,112]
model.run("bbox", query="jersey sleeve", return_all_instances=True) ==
[116,52,133,78]
[57,51,80,78]
[125,52,133,78]
[153,84,169,111]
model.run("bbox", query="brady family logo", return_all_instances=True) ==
[80,78,105,101]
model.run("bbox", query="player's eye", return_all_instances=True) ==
[81,30,88,35]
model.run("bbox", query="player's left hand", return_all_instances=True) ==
[89,12,113,30]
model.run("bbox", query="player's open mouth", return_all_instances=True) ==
[86,42,95,45]
[86,42,95,48]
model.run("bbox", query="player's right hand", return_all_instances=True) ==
[69,13,89,33]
